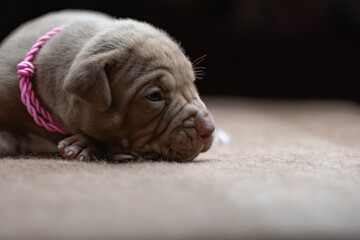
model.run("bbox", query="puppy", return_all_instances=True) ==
[0,10,215,162]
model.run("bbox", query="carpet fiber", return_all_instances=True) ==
[1,97,360,239]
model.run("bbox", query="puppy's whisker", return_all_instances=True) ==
[194,69,206,80]
[195,70,206,75]
[192,55,206,66]
[194,66,206,70]
[192,54,207,67]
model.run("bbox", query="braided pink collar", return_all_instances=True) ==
[17,25,70,134]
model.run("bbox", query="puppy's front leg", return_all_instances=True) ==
[57,134,104,161]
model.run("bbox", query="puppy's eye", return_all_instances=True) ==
[146,92,163,101]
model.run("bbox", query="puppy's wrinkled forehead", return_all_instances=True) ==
[111,19,194,79]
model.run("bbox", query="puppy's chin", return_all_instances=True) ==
[201,135,214,153]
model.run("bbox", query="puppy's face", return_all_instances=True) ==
[64,20,215,161]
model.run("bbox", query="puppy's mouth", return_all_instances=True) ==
[106,129,214,162]
[161,132,214,162]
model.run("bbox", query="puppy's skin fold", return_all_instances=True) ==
[0,10,215,162]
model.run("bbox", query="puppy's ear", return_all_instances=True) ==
[64,58,112,112]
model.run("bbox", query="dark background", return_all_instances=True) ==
[1,0,360,102]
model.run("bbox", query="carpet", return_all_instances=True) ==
[1,97,359,240]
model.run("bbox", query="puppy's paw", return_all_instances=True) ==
[57,134,103,161]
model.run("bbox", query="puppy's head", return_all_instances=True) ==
[64,19,215,161]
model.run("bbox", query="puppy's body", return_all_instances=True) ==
[0,10,215,161]
[0,11,112,135]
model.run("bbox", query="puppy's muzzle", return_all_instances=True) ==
[195,109,215,153]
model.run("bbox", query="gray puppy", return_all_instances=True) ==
[0,10,215,161]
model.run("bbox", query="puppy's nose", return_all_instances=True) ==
[195,110,215,140]
[197,124,215,140]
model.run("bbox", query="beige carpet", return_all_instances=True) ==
[1,97,360,240]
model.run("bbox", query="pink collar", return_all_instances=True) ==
[17,25,70,134]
